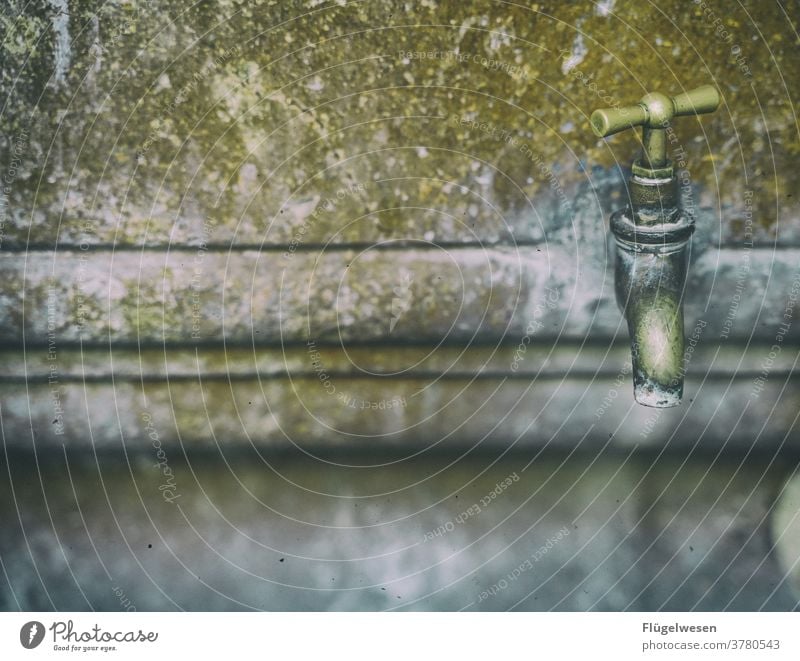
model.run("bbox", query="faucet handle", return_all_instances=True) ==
[671,85,721,118]
[590,85,720,137]
[590,104,648,138]
[590,85,720,169]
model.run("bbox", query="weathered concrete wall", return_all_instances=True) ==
[1,0,798,250]
[1,454,797,611]
[1,0,799,612]
[2,343,798,452]
[1,244,797,344]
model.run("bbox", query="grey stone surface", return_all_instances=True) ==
[1,344,797,453]
[0,454,796,611]
[1,246,798,344]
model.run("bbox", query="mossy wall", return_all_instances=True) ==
[1,0,797,248]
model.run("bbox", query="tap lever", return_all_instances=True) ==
[590,85,720,170]
[590,85,719,137]
[671,85,721,118]
[590,104,648,138]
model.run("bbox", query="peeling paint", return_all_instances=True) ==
[48,0,72,85]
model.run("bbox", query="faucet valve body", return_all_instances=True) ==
[591,86,719,407]
[610,184,694,407]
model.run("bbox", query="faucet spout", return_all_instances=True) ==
[612,213,692,407]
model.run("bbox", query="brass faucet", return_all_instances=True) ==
[591,85,720,407]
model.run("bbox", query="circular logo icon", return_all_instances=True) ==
[20,621,45,649]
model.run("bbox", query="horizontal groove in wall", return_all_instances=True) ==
[2,241,797,253]
[2,343,796,381]
[2,371,797,385]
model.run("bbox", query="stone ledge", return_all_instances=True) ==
[3,371,796,452]
[1,246,797,344]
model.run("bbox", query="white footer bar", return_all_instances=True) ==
[1,612,797,660]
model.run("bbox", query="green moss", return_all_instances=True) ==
[2,1,797,246]
[120,272,176,339]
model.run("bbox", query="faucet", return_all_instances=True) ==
[591,85,720,407]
